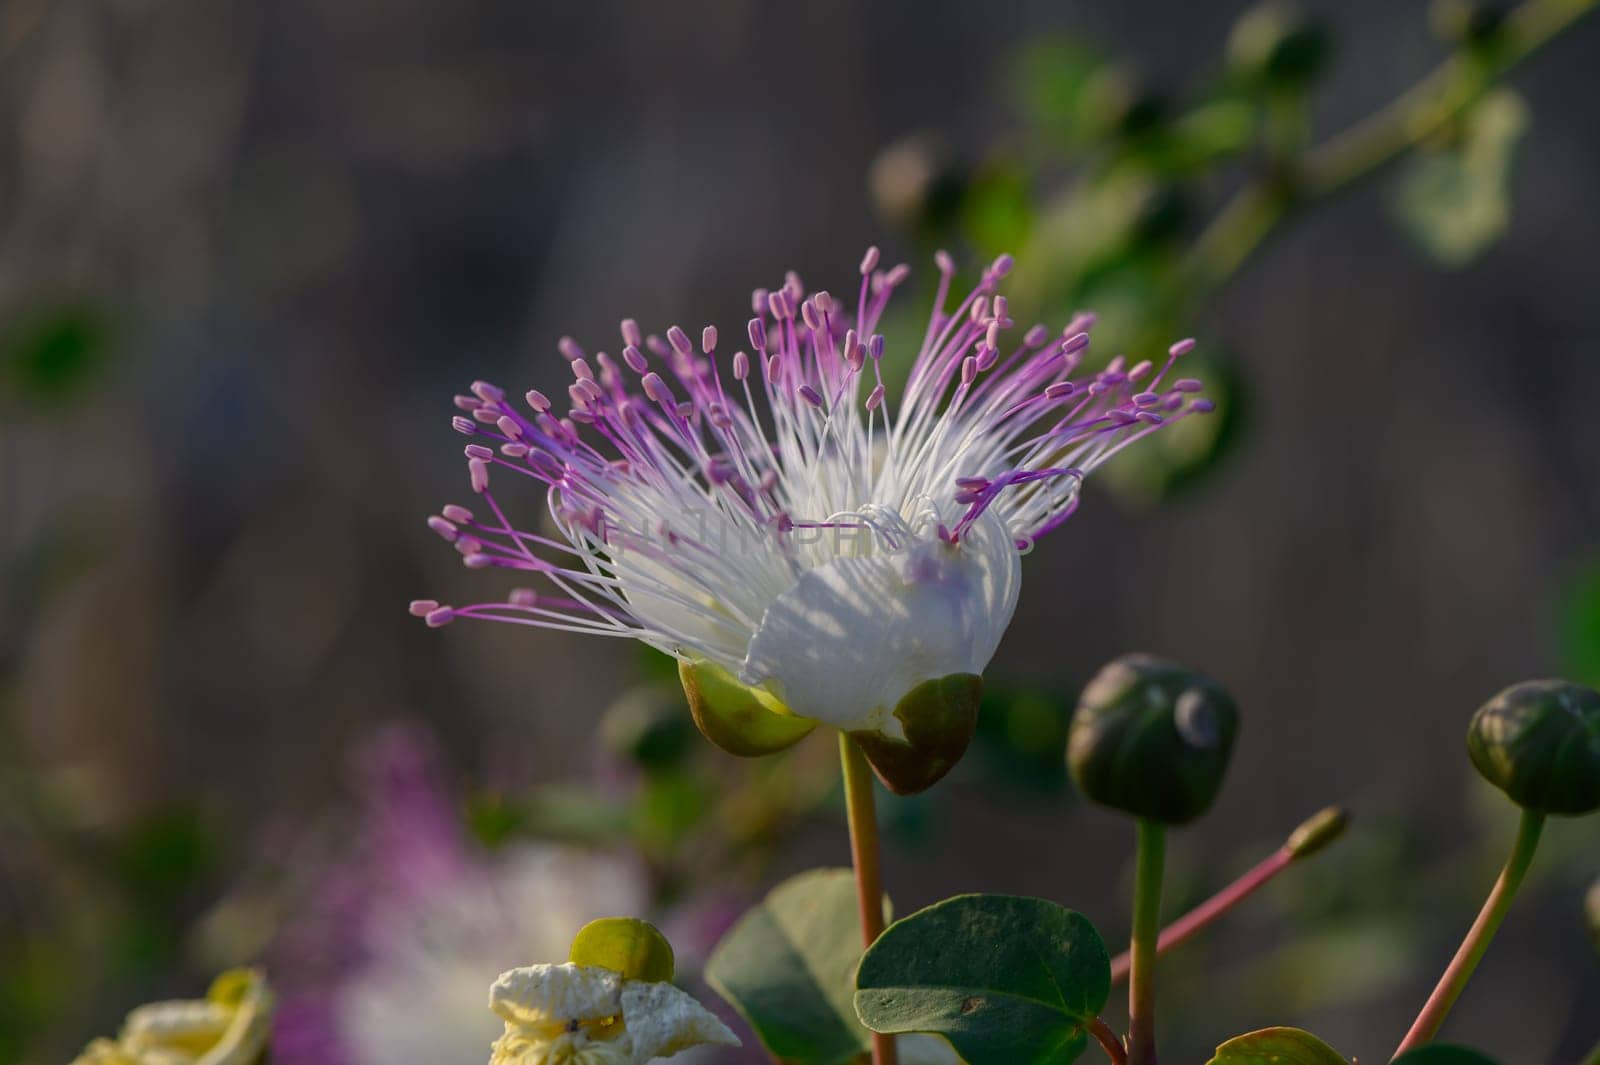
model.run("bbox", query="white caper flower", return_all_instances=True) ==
[71,970,272,1065]
[487,963,738,1065]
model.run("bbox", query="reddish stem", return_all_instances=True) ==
[1089,1016,1129,1065]
[1110,846,1296,986]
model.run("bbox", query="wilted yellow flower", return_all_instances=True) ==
[71,969,272,1065]
[487,963,738,1065]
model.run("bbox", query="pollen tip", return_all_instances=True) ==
[860,246,881,275]
[1170,337,1197,357]
[702,325,718,353]
[620,318,642,346]
[508,588,538,607]
[408,599,439,616]
[525,389,551,413]
[469,458,490,493]
[557,336,584,361]
[424,607,455,627]
[451,416,476,435]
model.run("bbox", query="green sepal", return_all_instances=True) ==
[850,674,982,795]
[679,658,816,757]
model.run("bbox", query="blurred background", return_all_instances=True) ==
[3,1,1600,1062]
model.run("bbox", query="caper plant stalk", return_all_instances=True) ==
[1392,809,1546,1057]
[1127,820,1167,1065]
[840,733,898,1065]
[1108,805,1348,986]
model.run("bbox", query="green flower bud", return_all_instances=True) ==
[1227,4,1331,89]
[849,673,982,796]
[1466,678,1600,816]
[569,917,676,984]
[1286,805,1350,859]
[679,658,816,757]
[1067,654,1239,824]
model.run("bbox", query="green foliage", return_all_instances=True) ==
[706,869,884,1065]
[1558,556,1600,688]
[2,300,112,405]
[1226,5,1333,89]
[569,917,675,983]
[1207,1027,1349,1064]
[1391,1047,1502,1065]
[1393,90,1528,266]
[600,686,697,771]
[855,894,1110,1065]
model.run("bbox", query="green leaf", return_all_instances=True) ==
[854,894,1109,1065]
[1392,89,1528,266]
[706,868,884,1065]
[1207,1027,1349,1065]
[1391,1047,1502,1065]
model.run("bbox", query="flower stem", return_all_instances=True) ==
[1089,1016,1129,1065]
[839,733,898,1065]
[1110,844,1295,986]
[1127,819,1167,1065]
[1392,809,1546,1057]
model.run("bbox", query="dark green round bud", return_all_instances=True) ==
[679,658,816,757]
[1466,678,1600,816]
[850,673,982,796]
[1067,654,1239,824]
[569,917,675,983]
[1226,4,1331,89]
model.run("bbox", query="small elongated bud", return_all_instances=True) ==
[1067,653,1239,824]
[1286,805,1349,858]
[849,673,983,796]
[678,658,815,757]
[569,917,676,983]
[1467,678,1600,816]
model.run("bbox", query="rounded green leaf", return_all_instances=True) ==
[1207,1027,1349,1065]
[855,894,1109,1065]
[706,869,887,1065]
[1392,1047,1502,1065]
[569,917,675,983]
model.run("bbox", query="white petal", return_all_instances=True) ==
[739,510,1019,733]
[489,964,622,1028]
[618,980,741,1061]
